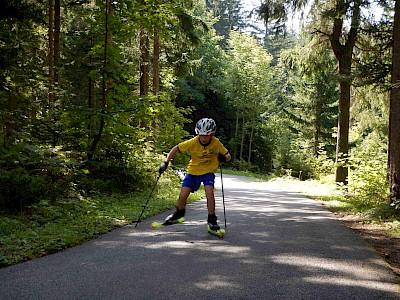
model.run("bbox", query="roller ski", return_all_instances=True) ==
[151,208,185,229]
[207,214,225,238]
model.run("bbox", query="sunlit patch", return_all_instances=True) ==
[271,254,386,278]
[270,254,400,293]
[248,232,271,238]
[195,275,240,290]
[146,240,251,256]
[147,240,195,249]
[239,258,259,264]
[304,276,400,294]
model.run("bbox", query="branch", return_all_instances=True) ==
[312,28,329,37]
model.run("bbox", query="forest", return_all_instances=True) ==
[0,0,400,265]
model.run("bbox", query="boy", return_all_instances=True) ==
[158,118,231,230]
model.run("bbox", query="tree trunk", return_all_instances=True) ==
[140,23,150,95]
[233,108,239,160]
[335,54,352,183]
[248,113,255,164]
[88,0,112,160]
[328,0,360,184]
[239,112,245,162]
[88,37,96,143]
[4,96,15,147]
[389,0,400,203]
[313,96,322,156]
[153,28,160,95]
[48,0,54,108]
[54,0,60,90]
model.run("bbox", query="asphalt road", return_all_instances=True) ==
[1,174,399,299]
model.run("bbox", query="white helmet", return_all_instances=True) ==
[195,118,216,135]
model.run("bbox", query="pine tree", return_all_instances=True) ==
[389,0,400,204]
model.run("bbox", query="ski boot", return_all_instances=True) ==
[163,208,185,225]
[151,208,185,229]
[207,214,225,238]
[207,214,220,231]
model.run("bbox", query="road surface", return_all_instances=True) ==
[0,174,399,299]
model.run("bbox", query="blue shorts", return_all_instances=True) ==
[182,173,215,192]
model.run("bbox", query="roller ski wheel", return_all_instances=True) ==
[150,217,185,229]
[207,225,225,238]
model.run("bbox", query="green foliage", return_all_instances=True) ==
[348,149,389,207]
[343,85,390,208]
[0,172,201,267]
[229,158,257,173]
[355,9,394,89]
[174,26,235,146]
[206,0,246,48]
[279,36,338,157]
[0,143,75,210]
[0,170,46,211]
[225,30,275,164]
[0,0,199,212]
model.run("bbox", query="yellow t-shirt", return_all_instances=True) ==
[178,136,228,175]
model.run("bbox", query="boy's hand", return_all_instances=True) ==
[218,153,227,163]
[158,161,169,174]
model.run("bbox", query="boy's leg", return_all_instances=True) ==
[202,173,216,214]
[204,185,216,215]
[164,175,197,224]
[203,173,219,229]
[177,187,192,210]
[178,173,200,210]
[164,187,191,223]
[205,185,220,230]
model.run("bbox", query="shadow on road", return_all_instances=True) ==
[0,174,399,299]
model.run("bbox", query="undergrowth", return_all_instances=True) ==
[0,171,201,268]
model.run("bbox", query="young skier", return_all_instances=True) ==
[158,118,231,230]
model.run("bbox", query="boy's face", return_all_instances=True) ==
[198,134,213,145]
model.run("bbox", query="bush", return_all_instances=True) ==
[0,169,47,210]
[74,160,152,194]
[348,150,389,204]
[230,158,258,173]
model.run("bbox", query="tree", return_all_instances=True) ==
[257,0,287,37]
[139,0,150,96]
[389,0,400,204]
[206,0,245,48]
[280,36,338,157]
[258,0,383,183]
[325,0,361,183]
[48,0,55,106]
[0,0,45,146]
[225,31,273,166]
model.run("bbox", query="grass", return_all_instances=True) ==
[0,172,201,268]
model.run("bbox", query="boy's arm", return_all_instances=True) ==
[159,145,179,174]
[218,151,231,163]
[224,152,231,162]
[165,145,179,163]
[217,140,231,163]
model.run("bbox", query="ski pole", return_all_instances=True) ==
[135,173,161,228]
[220,165,227,229]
